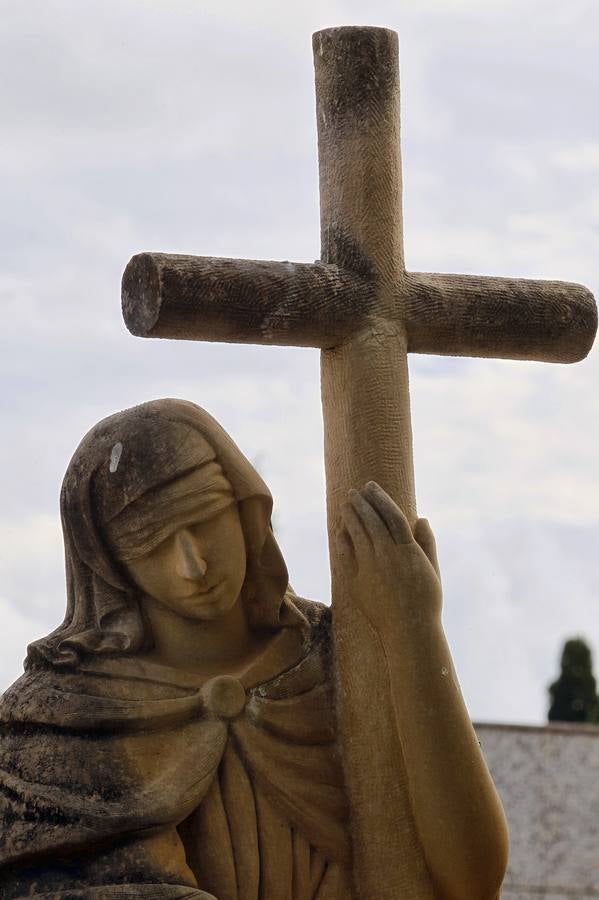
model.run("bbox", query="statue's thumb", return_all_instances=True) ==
[414,518,440,578]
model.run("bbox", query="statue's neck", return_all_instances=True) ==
[140,592,267,676]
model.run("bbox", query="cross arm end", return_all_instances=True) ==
[121,252,372,349]
[404,272,597,364]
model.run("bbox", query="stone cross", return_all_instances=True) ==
[121,27,597,900]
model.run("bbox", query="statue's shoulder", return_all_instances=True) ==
[0,658,202,732]
[288,592,332,650]
[291,593,331,627]
[250,593,333,699]
[0,665,75,727]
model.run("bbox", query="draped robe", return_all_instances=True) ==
[0,600,351,900]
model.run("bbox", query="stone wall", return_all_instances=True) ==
[475,722,599,899]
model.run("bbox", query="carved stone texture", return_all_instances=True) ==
[0,400,510,900]
[0,401,351,899]
[120,26,596,900]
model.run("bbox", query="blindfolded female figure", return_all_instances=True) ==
[0,399,350,899]
[0,398,507,900]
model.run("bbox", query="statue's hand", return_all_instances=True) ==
[336,481,442,639]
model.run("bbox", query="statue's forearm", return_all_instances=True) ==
[383,618,508,900]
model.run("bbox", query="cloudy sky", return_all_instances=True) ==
[1,0,597,724]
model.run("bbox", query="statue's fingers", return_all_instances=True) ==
[341,497,372,556]
[335,525,358,576]
[363,481,413,545]
[413,517,440,578]
[349,488,389,545]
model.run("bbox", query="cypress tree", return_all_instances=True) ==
[548,637,599,723]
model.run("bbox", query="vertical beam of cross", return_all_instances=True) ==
[314,30,433,896]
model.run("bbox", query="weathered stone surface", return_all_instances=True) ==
[0,400,507,900]
[2,22,594,900]
[477,722,599,899]
[121,26,595,900]
[0,400,351,899]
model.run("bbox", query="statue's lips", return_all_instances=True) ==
[177,581,223,601]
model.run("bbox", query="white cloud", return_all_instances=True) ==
[0,515,65,621]
[0,592,59,688]
[412,354,599,528]
[553,143,599,172]
[439,514,599,723]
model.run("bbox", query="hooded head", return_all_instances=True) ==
[28,399,305,669]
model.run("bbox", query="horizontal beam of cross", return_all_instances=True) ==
[122,251,596,363]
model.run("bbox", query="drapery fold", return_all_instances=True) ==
[0,601,351,900]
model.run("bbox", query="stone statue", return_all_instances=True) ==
[0,399,508,899]
[2,23,596,900]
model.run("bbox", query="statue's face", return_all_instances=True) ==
[125,504,247,621]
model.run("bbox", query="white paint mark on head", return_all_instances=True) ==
[441,666,449,677]
[109,442,123,473]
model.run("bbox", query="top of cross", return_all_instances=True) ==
[122,26,596,365]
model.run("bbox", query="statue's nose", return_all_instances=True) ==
[176,530,208,580]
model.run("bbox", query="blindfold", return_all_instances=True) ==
[105,461,234,562]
